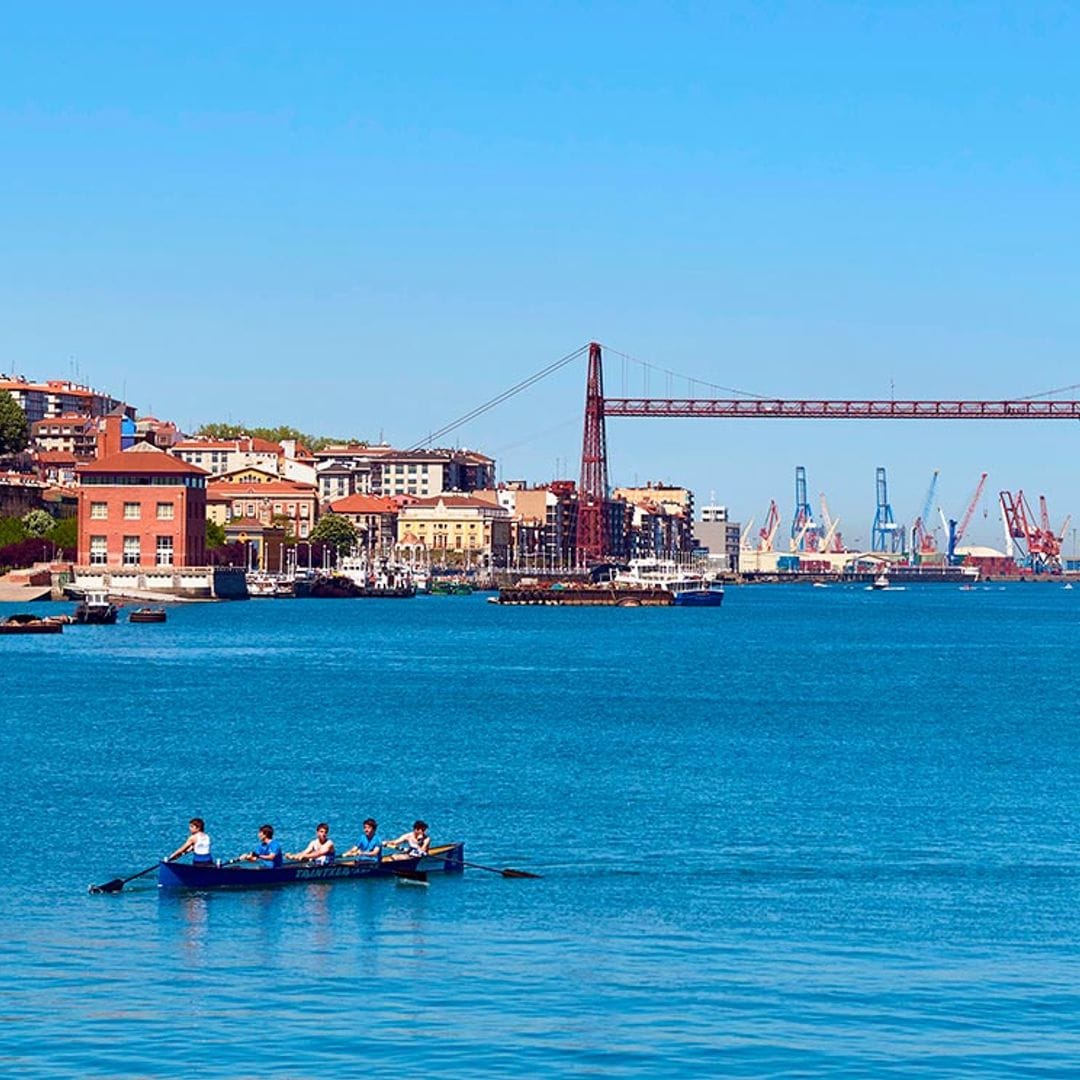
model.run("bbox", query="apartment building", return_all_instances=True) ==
[0,376,133,424]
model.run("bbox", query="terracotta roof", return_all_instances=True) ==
[31,414,92,428]
[35,450,79,464]
[78,443,208,476]
[216,466,280,482]
[402,495,506,510]
[329,494,399,514]
[207,478,317,498]
[173,437,282,454]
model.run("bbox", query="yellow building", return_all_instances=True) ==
[397,495,510,565]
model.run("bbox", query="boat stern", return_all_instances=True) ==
[420,843,465,873]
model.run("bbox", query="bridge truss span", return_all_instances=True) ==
[603,398,1080,420]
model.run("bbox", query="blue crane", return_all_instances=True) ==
[871,466,903,553]
[790,465,818,552]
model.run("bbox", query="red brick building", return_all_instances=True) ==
[76,444,209,568]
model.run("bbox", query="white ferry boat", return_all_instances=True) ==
[613,559,724,607]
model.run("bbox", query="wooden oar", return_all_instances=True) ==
[88,862,159,894]
[391,846,541,879]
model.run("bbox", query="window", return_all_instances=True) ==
[122,536,141,566]
[300,504,309,517]
[89,536,107,565]
[156,502,174,521]
[246,503,255,517]
[123,502,141,520]
[90,502,107,520]
[233,501,243,515]
[299,521,309,538]
[156,536,174,567]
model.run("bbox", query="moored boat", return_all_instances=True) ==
[74,590,119,624]
[0,613,63,635]
[613,559,724,606]
[129,608,167,623]
[294,572,416,599]
[157,842,465,889]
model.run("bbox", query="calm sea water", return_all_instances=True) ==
[2,584,1080,1076]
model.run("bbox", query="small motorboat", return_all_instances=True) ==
[870,573,890,590]
[74,590,119,625]
[129,608,167,623]
[0,613,63,635]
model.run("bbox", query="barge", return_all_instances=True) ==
[494,584,673,606]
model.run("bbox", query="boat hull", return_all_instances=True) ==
[129,609,167,623]
[672,588,724,607]
[0,619,63,634]
[75,608,118,624]
[157,843,465,889]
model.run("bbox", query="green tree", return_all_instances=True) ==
[0,392,29,455]
[21,509,55,537]
[194,422,368,452]
[206,520,227,549]
[0,516,28,547]
[46,516,77,553]
[309,513,357,553]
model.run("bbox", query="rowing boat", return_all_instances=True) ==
[157,842,465,889]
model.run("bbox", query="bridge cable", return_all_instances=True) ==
[408,344,589,450]
[597,343,772,400]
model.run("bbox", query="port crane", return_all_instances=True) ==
[757,500,781,552]
[791,466,818,553]
[818,493,843,553]
[1000,489,1067,572]
[945,472,988,565]
[871,467,904,554]
[911,469,940,558]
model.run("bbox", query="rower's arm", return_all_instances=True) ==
[166,837,194,861]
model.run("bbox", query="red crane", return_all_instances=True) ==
[1000,489,1062,571]
[758,500,781,552]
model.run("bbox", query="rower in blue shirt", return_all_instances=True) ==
[342,818,382,860]
[242,824,283,868]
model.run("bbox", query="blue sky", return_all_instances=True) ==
[2,4,1079,548]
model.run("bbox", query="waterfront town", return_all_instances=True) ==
[0,371,744,601]
[0,369,1072,602]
